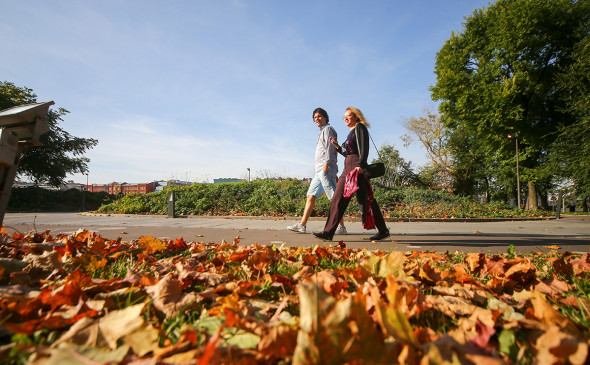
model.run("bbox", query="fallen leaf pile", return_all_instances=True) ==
[0,228,589,364]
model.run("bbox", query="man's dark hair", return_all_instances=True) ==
[313,107,329,123]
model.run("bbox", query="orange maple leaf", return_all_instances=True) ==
[139,235,166,254]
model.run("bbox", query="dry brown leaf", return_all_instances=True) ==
[424,295,480,318]
[22,250,63,271]
[484,257,506,276]
[455,307,495,343]
[528,291,580,335]
[505,258,536,285]
[72,229,91,243]
[361,251,414,282]
[257,324,298,358]
[535,325,588,365]
[534,275,569,297]
[433,284,487,305]
[372,282,420,347]
[463,353,507,365]
[53,304,145,349]
[293,282,386,365]
[569,254,590,275]
[0,258,28,275]
[123,322,160,357]
[293,266,316,281]
[87,235,107,255]
[163,348,201,364]
[145,274,200,316]
[464,253,485,273]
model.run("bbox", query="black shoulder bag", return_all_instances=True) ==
[355,125,385,179]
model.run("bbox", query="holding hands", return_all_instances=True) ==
[329,137,340,149]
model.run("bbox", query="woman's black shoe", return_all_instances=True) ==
[369,229,390,241]
[313,231,333,241]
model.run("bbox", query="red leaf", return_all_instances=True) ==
[229,249,250,262]
[302,254,318,266]
[314,246,331,260]
[469,319,495,350]
[199,325,224,365]
[4,309,99,335]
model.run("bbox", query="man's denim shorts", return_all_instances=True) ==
[307,170,338,200]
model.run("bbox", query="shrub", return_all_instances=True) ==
[96,180,551,218]
[8,187,113,212]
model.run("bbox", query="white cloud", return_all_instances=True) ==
[3,0,491,184]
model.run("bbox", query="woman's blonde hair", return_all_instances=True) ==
[346,107,370,128]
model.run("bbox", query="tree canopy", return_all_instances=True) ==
[402,109,453,191]
[551,30,590,201]
[371,143,419,188]
[431,0,589,208]
[0,81,98,186]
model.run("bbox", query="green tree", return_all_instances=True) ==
[551,31,590,209]
[0,81,98,186]
[431,0,589,209]
[402,109,453,191]
[371,143,422,188]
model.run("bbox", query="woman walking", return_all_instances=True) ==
[313,107,390,241]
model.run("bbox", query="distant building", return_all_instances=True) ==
[63,180,84,191]
[13,181,34,188]
[85,184,108,193]
[213,178,246,184]
[155,180,192,192]
[13,180,83,191]
[84,181,157,195]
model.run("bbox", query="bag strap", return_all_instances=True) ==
[355,124,382,161]
[368,132,379,155]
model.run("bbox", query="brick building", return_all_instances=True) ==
[84,181,157,195]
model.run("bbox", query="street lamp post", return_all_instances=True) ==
[247,167,250,182]
[507,134,521,209]
[82,173,89,211]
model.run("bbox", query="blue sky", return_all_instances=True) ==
[2,0,490,184]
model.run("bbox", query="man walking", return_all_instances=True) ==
[287,108,346,234]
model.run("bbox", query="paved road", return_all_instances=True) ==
[3,212,590,254]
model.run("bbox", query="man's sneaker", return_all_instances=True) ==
[335,225,347,235]
[287,223,306,233]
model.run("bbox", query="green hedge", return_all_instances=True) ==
[96,179,550,219]
[8,187,114,212]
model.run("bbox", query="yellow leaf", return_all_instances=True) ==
[139,235,166,254]
[373,293,419,347]
[53,304,146,349]
[73,254,107,272]
[361,251,414,282]
[124,322,160,357]
[293,282,387,365]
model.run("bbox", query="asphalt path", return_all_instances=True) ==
[3,212,590,254]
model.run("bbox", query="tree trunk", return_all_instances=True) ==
[582,198,588,212]
[539,190,549,210]
[526,181,538,210]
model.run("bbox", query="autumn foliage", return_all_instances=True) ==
[1,228,589,364]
